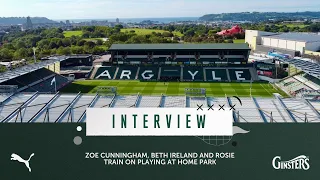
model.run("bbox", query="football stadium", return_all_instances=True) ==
[0,43,320,123]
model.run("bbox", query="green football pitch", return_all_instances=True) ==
[60,80,287,97]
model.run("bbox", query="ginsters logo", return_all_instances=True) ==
[272,155,310,170]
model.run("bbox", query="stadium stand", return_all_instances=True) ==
[30,94,78,123]
[138,96,162,107]
[255,98,291,122]
[115,66,139,80]
[91,95,114,108]
[160,66,181,81]
[183,67,204,81]
[229,97,262,122]
[59,95,96,122]
[0,58,65,84]
[92,66,117,80]
[205,69,228,82]
[0,68,70,93]
[189,97,207,108]
[228,69,252,81]
[7,94,56,123]
[23,74,69,93]
[163,96,186,107]
[138,66,159,81]
[276,72,320,96]
[113,95,138,107]
[89,66,259,82]
[1,93,319,123]
[1,68,54,88]
[281,98,319,122]
[281,57,320,78]
[0,93,35,122]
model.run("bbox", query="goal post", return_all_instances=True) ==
[185,88,206,97]
[96,86,117,95]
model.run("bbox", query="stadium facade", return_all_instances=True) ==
[90,44,257,82]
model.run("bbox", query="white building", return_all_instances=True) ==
[246,30,320,56]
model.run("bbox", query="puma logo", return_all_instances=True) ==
[11,153,35,172]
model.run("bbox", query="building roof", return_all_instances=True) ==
[94,55,111,63]
[264,33,320,43]
[109,43,250,51]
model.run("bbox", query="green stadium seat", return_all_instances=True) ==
[160,66,181,81]
[229,69,252,81]
[205,69,228,82]
[183,67,204,81]
[115,66,139,80]
[93,66,117,80]
[138,66,159,80]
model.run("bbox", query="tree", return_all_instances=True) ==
[15,40,27,49]
[92,46,105,55]
[96,39,103,45]
[71,46,84,54]
[84,41,96,48]
[82,31,90,38]
[162,32,173,37]
[2,43,15,50]
[185,29,195,37]
[37,39,50,49]
[39,49,52,57]
[14,48,29,59]
[76,39,86,46]
[0,48,14,60]
[62,38,71,47]
[56,47,71,55]
[49,41,58,49]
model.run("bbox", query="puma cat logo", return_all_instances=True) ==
[11,153,35,172]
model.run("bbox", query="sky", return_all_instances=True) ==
[0,0,320,20]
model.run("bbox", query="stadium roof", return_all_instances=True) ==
[281,57,320,78]
[0,56,68,84]
[0,93,319,123]
[263,33,320,43]
[109,43,251,51]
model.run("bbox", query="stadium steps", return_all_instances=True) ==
[55,92,81,123]
[273,93,297,123]
[249,67,259,81]
[134,93,141,107]
[271,99,289,122]
[135,67,140,80]
[28,92,60,123]
[159,94,165,107]
[78,94,99,122]
[206,97,210,107]
[226,96,238,123]
[113,67,119,80]
[89,66,99,79]
[0,93,15,106]
[110,95,117,107]
[1,92,39,123]
[226,69,231,82]
[252,97,268,123]
[304,99,320,119]
[186,96,190,107]
[157,67,162,80]
[203,68,207,81]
